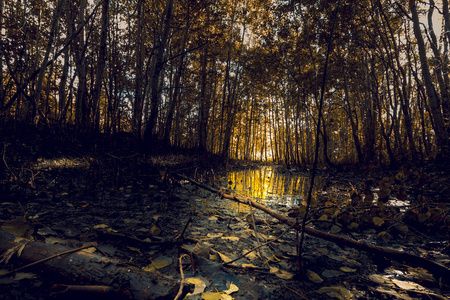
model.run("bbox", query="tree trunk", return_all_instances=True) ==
[92,0,109,133]
[163,55,183,147]
[443,0,450,134]
[34,0,65,124]
[283,97,291,167]
[74,0,88,131]
[0,0,4,114]
[220,45,232,156]
[343,68,364,163]
[198,36,209,152]
[376,92,396,166]
[221,70,241,158]
[144,0,176,151]
[410,0,449,155]
[376,1,417,161]
[429,0,450,139]
[58,28,70,126]
[244,96,255,160]
[320,117,335,168]
[133,0,145,138]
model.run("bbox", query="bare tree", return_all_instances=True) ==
[409,0,449,155]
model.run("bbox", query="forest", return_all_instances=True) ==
[1,0,450,299]
[1,0,449,165]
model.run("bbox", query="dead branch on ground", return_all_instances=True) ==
[177,173,450,283]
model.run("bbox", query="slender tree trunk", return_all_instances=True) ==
[377,1,417,160]
[221,65,242,158]
[320,120,335,168]
[207,71,218,153]
[34,0,65,124]
[410,0,449,155]
[220,45,232,155]
[244,96,255,160]
[198,37,209,152]
[58,17,71,127]
[270,97,278,161]
[44,49,56,121]
[144,0,176,150]
[429,0,450,138]
[75,0,88,131]
[399,74,417,160]
[294,100,301,165]
[163,53,184,147]
[133,0,144,138]
[362,57,377,163]
[283,96,291,167]
[342,68,364,163]
[0,0,4,114]
[92,0,109,133]
[443,0,450,134]
[377,92,396,166]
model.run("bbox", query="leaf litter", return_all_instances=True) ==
[0,153,449,299]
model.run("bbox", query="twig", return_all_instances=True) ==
[282,285,310,300]
[298,0,342,275]
[174,254,191,300]
[223,222,297,266]
[247,212,264,260]
[2,144,19,182]
[174,216,193,242]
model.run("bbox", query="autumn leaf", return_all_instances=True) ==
[221,236,239,242]
[276,269,294,279]
[377,231,392,241]
[347,222,359,230]
[317,286,353,300]
[201,292,222,300]
[318,214,328,221]
[307,270,324,283]
[242,263,259,269]
[224,283,239,294]
[417,212,431,223]
[340,266,356,273]
[93,224,108,229]
[216,251,233,264]
[185,277,208,296]
[150,224,161,235]
[372,216,385,227]
[375,286,413,300]
[391,279,426,291]
[143,256,172,271]
[2,218,30,237]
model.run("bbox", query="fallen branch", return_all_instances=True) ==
[177,174,450,282]
[0,231,182,300]
[0,242,97,278]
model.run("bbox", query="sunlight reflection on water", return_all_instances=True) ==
[223,166,326,208]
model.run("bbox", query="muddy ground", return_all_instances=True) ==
[0,131,449,299]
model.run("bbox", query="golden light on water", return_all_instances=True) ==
[224,166,325,207]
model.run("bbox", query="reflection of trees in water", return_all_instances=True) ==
[226,166,324,206]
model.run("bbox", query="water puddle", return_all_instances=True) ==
[222,166,326,208]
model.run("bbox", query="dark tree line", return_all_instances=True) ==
[0,0,449,165]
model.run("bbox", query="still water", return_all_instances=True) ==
[222,166,326,208]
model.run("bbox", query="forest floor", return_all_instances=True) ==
[1,128,450,299]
